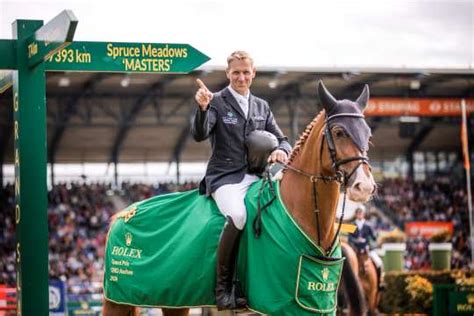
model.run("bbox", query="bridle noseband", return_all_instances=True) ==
[280,112,371,254]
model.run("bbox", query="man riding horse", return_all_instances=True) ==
[102,78,377,316]
[192,50,291,310]
[348,207,383,288]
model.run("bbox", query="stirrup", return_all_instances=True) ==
[216,282,248,311]
[233,280,248,307]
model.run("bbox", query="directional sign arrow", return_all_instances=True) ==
[45,41,210,73]
[27,10,78,67]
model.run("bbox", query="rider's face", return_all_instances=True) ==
[226,59,256,95]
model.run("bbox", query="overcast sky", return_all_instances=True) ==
[1,0,473,70]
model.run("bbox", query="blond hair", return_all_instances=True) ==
[227,51,254,69]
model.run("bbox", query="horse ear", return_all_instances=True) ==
[355,84,370,111]
[318,80,337,112]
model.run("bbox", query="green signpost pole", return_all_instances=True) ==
[13,19,49,316]
[0,10,209,315]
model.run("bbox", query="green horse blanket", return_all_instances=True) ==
[104,180,344,315]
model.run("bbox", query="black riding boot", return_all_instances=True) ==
[376,265,384,290]
[215,217,248,311]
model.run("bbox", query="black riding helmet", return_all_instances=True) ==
[246,130,278,174]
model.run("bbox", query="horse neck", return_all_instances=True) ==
[280,114,340,253]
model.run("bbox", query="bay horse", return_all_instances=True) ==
[102,81,376,316]
[341,242,379,316]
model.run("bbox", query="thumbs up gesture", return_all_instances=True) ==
[195,79,213,110]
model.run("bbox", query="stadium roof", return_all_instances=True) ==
[0,67,473,165]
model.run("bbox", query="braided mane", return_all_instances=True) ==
[285,110,325,169]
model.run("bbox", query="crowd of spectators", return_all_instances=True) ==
[1,174,472,294]
[376,175,471,269]
[0,180,198,295]
[0,184,15,287]
[47,183,115,294]
[120,181,198,204]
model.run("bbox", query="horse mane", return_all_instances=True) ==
[285,110,326,169]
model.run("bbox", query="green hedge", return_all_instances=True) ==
[379,270,473,314]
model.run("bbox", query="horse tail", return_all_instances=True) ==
[341,244,367,316]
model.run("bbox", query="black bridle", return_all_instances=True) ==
[280,112,370,254]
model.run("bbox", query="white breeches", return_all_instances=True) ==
[369,250,383,269]
[212,174,260,230]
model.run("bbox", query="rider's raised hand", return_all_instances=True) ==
[195,79,213,110]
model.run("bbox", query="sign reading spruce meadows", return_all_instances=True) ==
[0,9,209,315]
[45,42,208,73]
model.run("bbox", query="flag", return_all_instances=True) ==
[461,101,471,170]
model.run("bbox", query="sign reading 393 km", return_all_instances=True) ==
[45,41,210,73]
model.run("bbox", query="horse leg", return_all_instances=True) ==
[102,299,138,316]
[162,308,190,316]
[366,262,378,316]
[340,243,367,316]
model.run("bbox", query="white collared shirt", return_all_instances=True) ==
[355,219,365,231]
[228,85,250,118]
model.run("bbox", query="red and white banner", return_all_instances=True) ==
[405,221,453,238]
[365,98,474,116]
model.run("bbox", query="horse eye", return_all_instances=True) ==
[334,130,346,138]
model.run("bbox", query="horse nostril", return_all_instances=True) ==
[353,182,362,191]
[372,185,377,195]
[353,181,375,195]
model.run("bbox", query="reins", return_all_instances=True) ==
[277,159,348,254]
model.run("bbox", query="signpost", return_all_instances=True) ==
[27,10,78,67]
[0,10,209,315]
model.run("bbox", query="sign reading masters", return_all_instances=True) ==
[46,41,210,73]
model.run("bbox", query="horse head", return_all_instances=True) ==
[317,81,376,203]
[280,80,376,251]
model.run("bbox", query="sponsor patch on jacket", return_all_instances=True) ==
[222,111,238,125]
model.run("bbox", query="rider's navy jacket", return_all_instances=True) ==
[191,87,291,196]
[349,221,377,251]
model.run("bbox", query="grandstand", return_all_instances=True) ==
[0,68,472,185]
[0,69,473,314]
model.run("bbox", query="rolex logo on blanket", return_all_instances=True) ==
[104,179,344,315]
